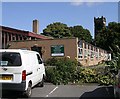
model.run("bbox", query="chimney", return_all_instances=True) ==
[33,19,39,34]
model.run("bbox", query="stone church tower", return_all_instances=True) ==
[94,16,106,39]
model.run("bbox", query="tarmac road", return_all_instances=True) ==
[1,83,114,98]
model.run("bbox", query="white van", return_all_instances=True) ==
[0,49,46,97]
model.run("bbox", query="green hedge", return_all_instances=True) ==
[45,57,114,85]
[45,57,77,85]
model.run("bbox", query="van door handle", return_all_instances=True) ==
[37,68,40,71]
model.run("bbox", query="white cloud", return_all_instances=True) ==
[70,0,119,6]
[70,0,99,6]
[71,0,119,3]
[70,2,83,6]
[1,0,119,2]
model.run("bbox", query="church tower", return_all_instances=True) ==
[94,16,106,39]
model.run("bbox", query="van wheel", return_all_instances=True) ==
[40,77,44,87]
[38,77,44,87]
[24,83,32,98]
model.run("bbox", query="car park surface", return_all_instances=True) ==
[1,83,114,98]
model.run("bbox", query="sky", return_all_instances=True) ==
[1,1,119,38]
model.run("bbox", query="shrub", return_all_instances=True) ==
[97,74,114,85]
[45,57,114,85]
[108,45,120,73]
[44,57,59,66]
[45,57,77,85]
[79,68,97,83]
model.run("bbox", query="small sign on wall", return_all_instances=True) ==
[51,45,64,56]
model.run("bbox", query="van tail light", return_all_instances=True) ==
[22,70,26,81]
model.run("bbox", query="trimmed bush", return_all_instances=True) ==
[45,57,114,85]
[79,68,97,83]
[45,57,77,85]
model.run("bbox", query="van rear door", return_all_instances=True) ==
[0,52,22,83]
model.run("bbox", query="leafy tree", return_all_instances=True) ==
[95,22,120,53]
[69,25,92,43]
[42,22,92,43]
[42,22,71,38]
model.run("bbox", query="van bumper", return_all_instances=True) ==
[0,82,26,91]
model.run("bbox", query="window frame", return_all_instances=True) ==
[36,54,42,64]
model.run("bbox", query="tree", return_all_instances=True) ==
[69,25,92,43]
[42,22,92,43]
[95,22,120,53]
[42,22,71,38]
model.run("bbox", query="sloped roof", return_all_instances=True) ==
[0,26,53,40]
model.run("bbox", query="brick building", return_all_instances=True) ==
[8,38,111,66]
[0,20,52,49]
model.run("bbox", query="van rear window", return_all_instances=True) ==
[0,52,22,66]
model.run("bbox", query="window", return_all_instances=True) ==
[88,45,90,49]
[78,48,83,59]
[78,41,83,48]
[0,52,22,66]
[12,36,16,41]
[88,50,91,56]
[84,43,87,49]
[36,54,42,64]
[99,52,101,58]
[91,46,93,51]
[84,49,88,59]
[91,51,94,58]
[96,52,98,59]
[51,45,64,56]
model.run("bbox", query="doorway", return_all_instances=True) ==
[31,46,42,58]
